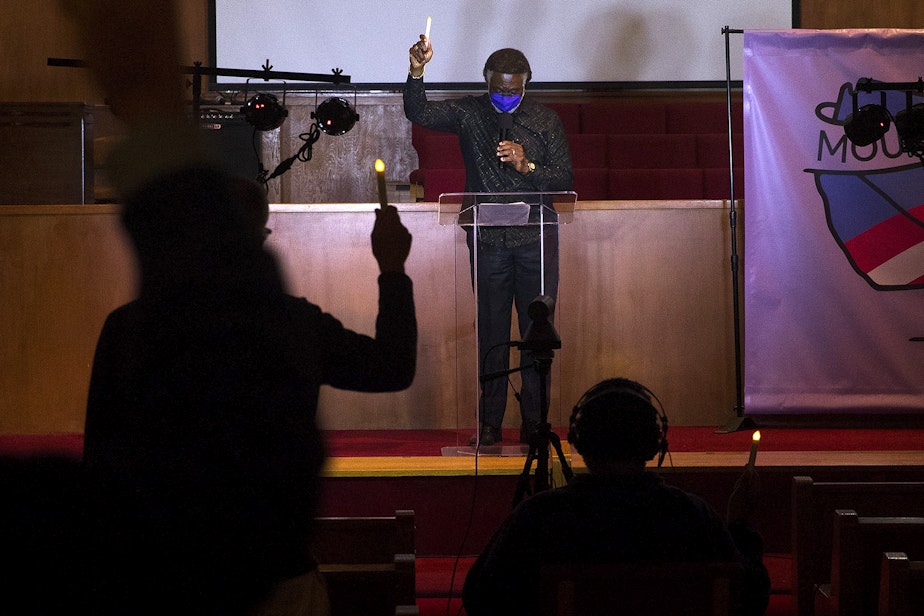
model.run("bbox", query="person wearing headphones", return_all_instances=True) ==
[462,378,770,616]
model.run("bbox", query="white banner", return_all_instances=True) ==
[743,29,924,415]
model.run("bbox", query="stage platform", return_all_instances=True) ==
[323,446,924,477]
[321,426,924,477]
[315,427,924,557]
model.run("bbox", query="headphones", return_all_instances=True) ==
[567,378,670,468]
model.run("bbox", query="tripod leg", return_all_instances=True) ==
[512,445,538,508]
[534,424,551,493]
[548,432,574,484]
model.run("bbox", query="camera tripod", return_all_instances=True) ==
[479,347,574,507]
[510,351,573,507]
[477,295,573,507]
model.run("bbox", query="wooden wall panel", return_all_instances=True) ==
[558,203,739,429]
[0,201,742,434]
[799,0,924,29]
[265,98,419,205]
[0,0,209,105]
[0,206,136,433]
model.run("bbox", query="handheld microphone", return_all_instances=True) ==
[497,113,513,169]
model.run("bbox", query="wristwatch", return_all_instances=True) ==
[526,161,536,173]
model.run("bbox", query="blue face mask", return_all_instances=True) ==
[490,92,522,113]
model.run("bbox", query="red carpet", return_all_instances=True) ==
[2,427,922,459]
[0,433,84,458]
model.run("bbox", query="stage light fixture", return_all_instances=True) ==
[241,92,288,131]
[312,97,359,136]
[894,102,924,157]
[844,103,891,147]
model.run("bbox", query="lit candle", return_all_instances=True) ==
[375,158,388,208]
[747,430,761,469]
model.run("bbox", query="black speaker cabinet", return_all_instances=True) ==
[0,103,94,205]
[199,108,262,183]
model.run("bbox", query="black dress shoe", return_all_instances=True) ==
[469,425,502,446]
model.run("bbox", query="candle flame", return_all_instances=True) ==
[752,430,761,443]
[374,159,385,173]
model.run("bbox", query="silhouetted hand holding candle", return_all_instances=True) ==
[729,432,762,524]
[371,158,411,273]
[728,466,761,525]
[375,159,388,208]
[371,204,412,275]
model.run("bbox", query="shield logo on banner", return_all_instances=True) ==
[807,162,924,290]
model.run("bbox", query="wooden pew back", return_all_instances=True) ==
[814,510,924,616]
[311,510,416,616]
[791,476,924,616]
[879,551,924,616]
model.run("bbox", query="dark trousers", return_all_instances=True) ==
[467,228,559,431]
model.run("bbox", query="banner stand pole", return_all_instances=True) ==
[716,26,757,434]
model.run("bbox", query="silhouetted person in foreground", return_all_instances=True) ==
[83,169,415,616]
[462,378,770,616]
[66,3,416,614]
